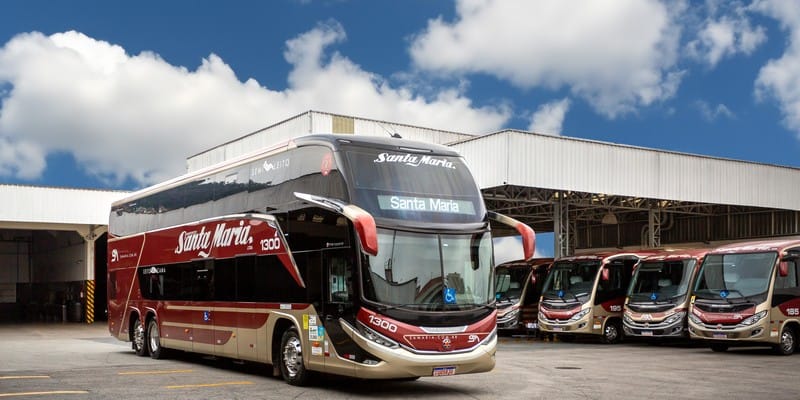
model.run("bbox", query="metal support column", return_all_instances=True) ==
[554,198,572,258]
[648,209,662,248]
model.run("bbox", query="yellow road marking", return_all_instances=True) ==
[118,369,193,375]
[0,391,88,397]
[0,376,49,380]
[165,381,254,389]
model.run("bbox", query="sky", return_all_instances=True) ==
[2,1,800,256]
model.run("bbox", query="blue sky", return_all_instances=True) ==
[2,1,800,255]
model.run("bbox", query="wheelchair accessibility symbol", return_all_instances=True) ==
[444,287,457,304]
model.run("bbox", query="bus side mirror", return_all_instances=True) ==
[601,268,610,281]
[779,261,790,277]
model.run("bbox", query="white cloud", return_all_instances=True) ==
[0,24,511,186]
[409,0,684,118]
[528,98,570,135]
[686,2,767,67]
[752,0,800,136]
[694,100,735,121]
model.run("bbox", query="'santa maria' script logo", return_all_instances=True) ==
[175,220,254,257]
[374,153,456,169]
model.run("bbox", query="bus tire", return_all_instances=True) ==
[132,316,148,357]
[280,327,310,386]
[774,327,796,356]
[147,318,166,359]
[601,320,622,344]
[710,343,728,352]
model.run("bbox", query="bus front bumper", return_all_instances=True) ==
[337,320,497,380]
[688,319,770,341]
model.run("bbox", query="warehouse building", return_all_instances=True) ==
[2,110,799,323]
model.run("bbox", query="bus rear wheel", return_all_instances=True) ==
[774,327,796,356]
[280,328,310,386]
[147,318,166,359]
[132,317,148,357]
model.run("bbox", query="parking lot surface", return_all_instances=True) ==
[0,324,797,399]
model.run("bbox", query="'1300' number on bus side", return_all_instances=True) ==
[368,315,398,333]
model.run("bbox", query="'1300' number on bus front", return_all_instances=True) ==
[368,315,398,333]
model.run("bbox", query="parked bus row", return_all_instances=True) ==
[496,239,800,355]
[107,134,536,386]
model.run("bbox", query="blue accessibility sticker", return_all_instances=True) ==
[650,292,658,301]
[444,287,457,304]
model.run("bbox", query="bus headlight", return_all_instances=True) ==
[568,309,590,322]
[740,310,767,326]
[623,313,634,324]
[356,322,399,349]
[688,312,702,324]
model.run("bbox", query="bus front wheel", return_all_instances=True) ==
[774,327,796,356]
[132,317,148,357]
[280,328,310,386]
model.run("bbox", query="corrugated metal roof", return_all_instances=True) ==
[451,130,800,211]
[0,185,127,225]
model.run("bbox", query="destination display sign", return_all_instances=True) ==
[377,195,476,215]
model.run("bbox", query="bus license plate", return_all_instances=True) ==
[551,327,563,332]
[526,322,538,329]
[641,331,653,336]
[433,366,456,377]
[713,333,727,339]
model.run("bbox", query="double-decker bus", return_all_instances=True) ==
[688,239,800,355]
[107,134,535,385]
[623,249,708,339]
[494,258,551,334]
[537,252,650,343]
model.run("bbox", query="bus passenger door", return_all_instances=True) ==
[320,250,357,375]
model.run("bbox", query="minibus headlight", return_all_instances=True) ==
[623,313,634,324]
[568,308,590,322]
[688,313,702,324]
[740,310,767,326]
[664,311,686,325]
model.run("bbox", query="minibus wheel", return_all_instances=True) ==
[280,327,310,386]
[132,316,148,357]
[601,321,622,344]
[710,343,728,352]
[774,327,796,356]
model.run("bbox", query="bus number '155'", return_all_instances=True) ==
[368,315,398,333]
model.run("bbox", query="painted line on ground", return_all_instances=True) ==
[118,369,193,375]
[0,376,50,380]
[165,381,254,389]
[0,391,88,397]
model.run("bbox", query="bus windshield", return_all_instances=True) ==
[693,252,776,300]
[541,261,600,303]
[495,266,531,304]
[362,228,493,309]
[628,259,695,303]
[344,149,485,223]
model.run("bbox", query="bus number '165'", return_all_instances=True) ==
[368,315,398,333]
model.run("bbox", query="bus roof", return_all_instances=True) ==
[555,250,657,263]
[638,248,711,262]
[113,133,461,207]
[708,238,800,255]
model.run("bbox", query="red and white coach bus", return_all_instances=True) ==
[107,134,535,385]
[688,239,800,355]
